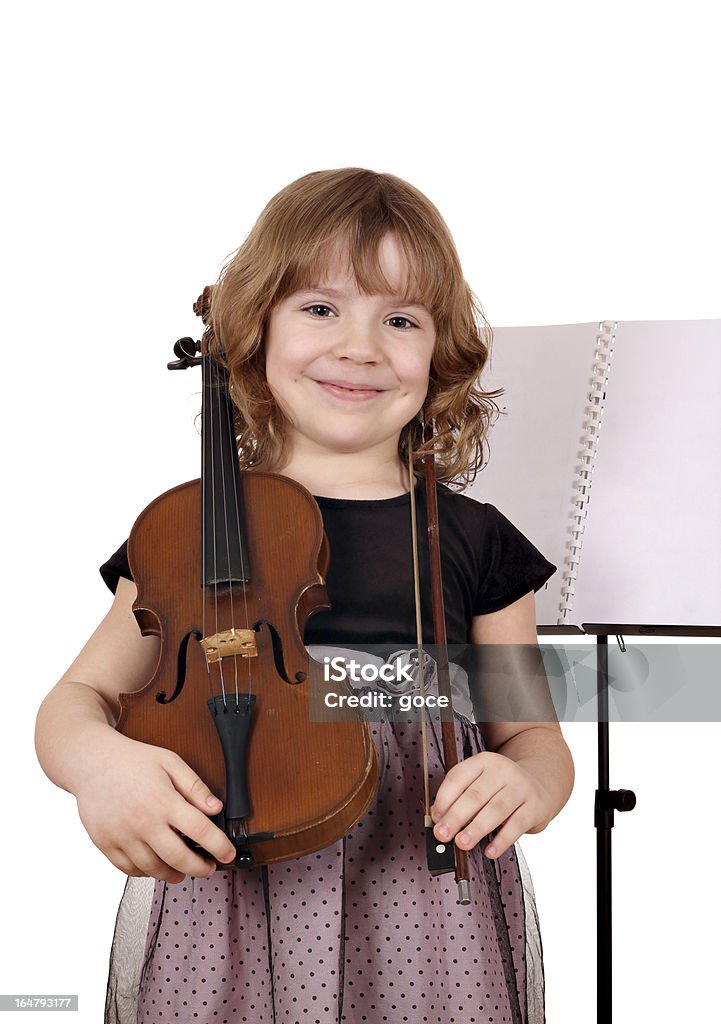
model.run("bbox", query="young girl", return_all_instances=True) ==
[35,167,574,1024]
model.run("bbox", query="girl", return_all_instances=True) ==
[35,167,574,1024]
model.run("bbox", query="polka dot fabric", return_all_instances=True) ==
[105,716,544,1023]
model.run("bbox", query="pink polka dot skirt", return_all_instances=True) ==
[105,718,544,1023]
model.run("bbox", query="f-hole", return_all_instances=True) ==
[156,629,204,703]
[253,620,306,683]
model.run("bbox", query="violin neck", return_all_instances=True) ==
[201,354,250,587]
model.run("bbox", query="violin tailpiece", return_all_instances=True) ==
[207,692,256,822]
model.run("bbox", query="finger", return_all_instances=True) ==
[150,822,226,878]
[433,775,506,842]
[104,847,150,878]
[454,793,528,854]
[430,753,495,820]
[122,840,189,884]
[478,806,533,859]
[170,798,237,866]
[162,752,225,817]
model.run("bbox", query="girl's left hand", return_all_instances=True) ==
[430,751,552,859]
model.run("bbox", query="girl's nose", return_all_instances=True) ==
[330,319,384,362]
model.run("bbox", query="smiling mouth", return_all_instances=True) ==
[314,380,386,401]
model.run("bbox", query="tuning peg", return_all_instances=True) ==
[168,336,202,370]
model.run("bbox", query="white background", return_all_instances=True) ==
[2,2,719,1021]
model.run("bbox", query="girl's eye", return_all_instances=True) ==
[302,305,417,330]
[386,316,417,330]
[303,304,336,318]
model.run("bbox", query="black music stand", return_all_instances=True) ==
[553,621,721,1024]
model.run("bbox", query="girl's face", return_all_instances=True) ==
[264,234,436,463]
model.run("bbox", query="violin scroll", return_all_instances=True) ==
[168,336,202,371]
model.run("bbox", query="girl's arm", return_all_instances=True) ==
[430,591,574,858]
[35,577,236,881]
[36,577,162,789]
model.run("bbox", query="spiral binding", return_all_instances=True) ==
[558,320,618,624]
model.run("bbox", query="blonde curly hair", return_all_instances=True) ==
[209,167,502,488]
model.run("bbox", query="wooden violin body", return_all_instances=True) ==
[117,471,378,867]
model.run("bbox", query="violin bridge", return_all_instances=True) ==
[200,628,258,664]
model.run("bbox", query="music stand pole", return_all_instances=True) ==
[595,634,637,1023]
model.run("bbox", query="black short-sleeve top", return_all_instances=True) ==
[99,482,556,648]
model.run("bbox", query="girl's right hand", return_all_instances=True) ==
[74,730,238,883]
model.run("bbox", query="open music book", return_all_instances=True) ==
[465,318,721,632]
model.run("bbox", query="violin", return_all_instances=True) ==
[116,288,471,904]
[114,288,378,869]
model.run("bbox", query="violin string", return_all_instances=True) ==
[222,365,252,703]
[407,426,431,816]
[215,361,240,701]
[209,356,226,704]
[201,353,213,705]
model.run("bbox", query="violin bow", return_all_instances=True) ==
[408,416,472,906]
